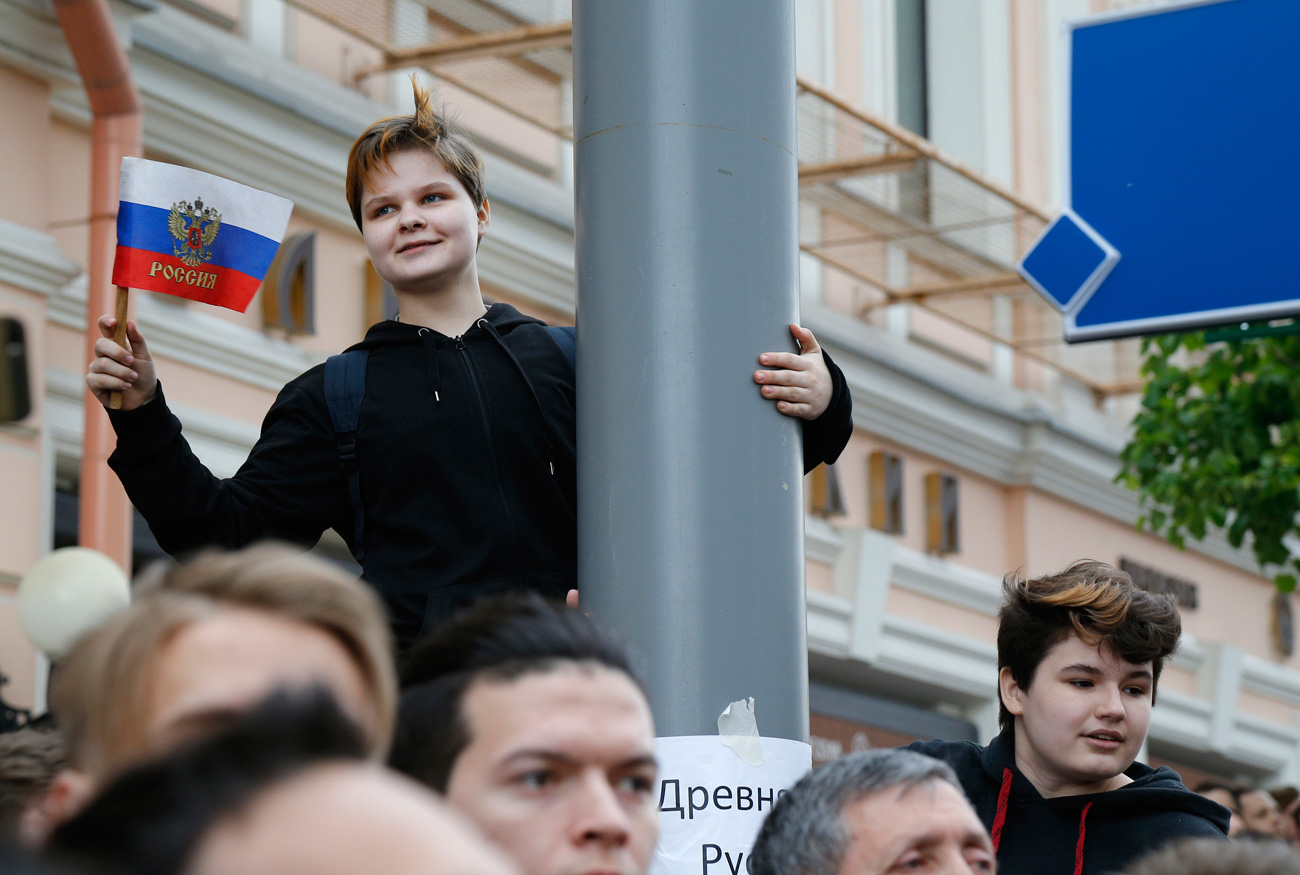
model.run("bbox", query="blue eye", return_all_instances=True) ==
[423,193,443,203]
[374,206,393,217]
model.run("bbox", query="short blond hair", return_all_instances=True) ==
[52,544,395,776]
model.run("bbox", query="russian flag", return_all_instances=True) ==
[112,158,294,312]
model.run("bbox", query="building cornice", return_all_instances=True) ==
[46,277,318,393]
[0,217,81,298]
[808,301,1263,577]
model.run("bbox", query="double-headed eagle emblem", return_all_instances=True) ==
[168,197,221,267]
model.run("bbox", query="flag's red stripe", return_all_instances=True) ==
[112,245,263,313]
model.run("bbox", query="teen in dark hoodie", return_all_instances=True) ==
[908,561,1228,875]
[85,83,853,649]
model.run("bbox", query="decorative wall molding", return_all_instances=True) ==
[45,366,260,479]
[808,301,1265,578]
[0,218,81,299]
[46,277,317,394]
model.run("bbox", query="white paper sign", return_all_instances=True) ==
[651,735,812,875]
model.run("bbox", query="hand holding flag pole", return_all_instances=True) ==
[107,286,130,410]
[103,158,293,410]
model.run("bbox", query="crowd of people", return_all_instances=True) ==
[1,548,1296,874]
[9,70,1286,875]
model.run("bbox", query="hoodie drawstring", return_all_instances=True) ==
[1073,802,1092,875]
[479,319,559,475]
[990,767,1013,853]
[988,768,1093,875]
[418,327,442,402]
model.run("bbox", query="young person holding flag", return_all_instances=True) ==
[87,84,853,649]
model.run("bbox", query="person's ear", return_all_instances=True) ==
[477,197,491,237]
[999,666,1026,717]
[44,768,97,832]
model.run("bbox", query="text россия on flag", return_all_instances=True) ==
[112,158,294,313]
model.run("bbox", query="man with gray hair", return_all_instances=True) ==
[750,749,995,875]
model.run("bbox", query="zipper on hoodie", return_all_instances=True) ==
[455,334,521,569]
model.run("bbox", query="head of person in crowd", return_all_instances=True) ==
[1239,788,1287,839]
[750,749,994,875]
[390,594,658,875]
[1267,787,1299,843]
[1194,781,1245,837]
[997,560,1180,796]
[47,544,396,820]
[1120,835,1300,875]
[48,688,515,875]
[0,728,66,850]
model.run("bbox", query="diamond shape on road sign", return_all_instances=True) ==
[1017,209,1120,314]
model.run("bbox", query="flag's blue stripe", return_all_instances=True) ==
[116,201,281,280]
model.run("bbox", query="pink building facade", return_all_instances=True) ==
[0,0,1295,784]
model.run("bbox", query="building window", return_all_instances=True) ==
[868,451,904,534]
[895,0,929,139]
[261,232,316,334]
[925,472,959,555]
[810,463,847,519]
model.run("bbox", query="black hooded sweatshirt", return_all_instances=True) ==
[107,303,853,647]
[907,733,1228,875]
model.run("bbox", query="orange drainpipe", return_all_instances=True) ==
[55,0,142,573]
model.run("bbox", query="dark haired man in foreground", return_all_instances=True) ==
[909,561,1227,875]
[390,594,658,875]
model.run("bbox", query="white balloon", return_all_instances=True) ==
[18,548,131,659]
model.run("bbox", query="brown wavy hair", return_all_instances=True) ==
[345,78,485,230]
[997,560,1181,732]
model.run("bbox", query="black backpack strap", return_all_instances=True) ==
[324,350,369,561]
[545,325,576,369]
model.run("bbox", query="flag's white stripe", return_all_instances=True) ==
[119,158,294,242]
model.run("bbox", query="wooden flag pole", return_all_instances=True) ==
[108,285,130,410]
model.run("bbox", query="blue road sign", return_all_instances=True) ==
[1018,0,1300,342]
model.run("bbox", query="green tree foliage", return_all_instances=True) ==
[1118,330,1300,593]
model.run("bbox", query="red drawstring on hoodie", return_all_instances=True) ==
[990,768,1013,852]
[989,768,1093,875]
[1073,802,1093,875]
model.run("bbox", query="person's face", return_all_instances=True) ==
[1239,790,1285,837]
[444,664,659,875]
[138,608,376,772]
[1001,633,1153,797]
[190,763,520,875]
[836,780,994,875]
[360,149,489,295]
[1199,787,1244,837]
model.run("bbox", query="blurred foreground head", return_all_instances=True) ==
[391,594,658,875]
[1120,836,1300,875]
[49,688,515,875]
[750,749,994,875]
[0,728,65,849]
[49,544,396,801]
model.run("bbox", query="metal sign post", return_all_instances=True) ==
[572,2,810,872]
